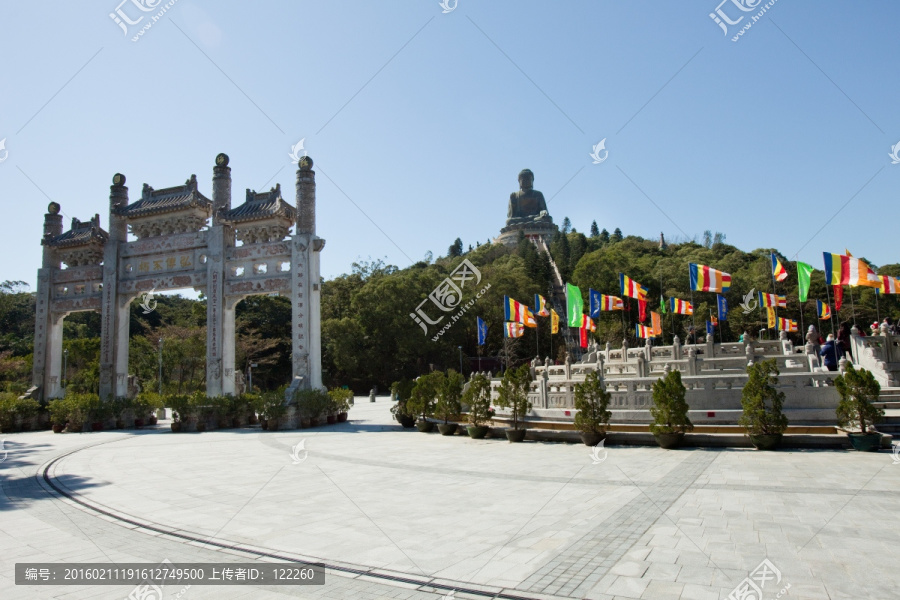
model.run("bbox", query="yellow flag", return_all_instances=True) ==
[551,309,559,334]
[767,307,776,328]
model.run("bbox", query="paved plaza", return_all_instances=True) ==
[1,398,899,599]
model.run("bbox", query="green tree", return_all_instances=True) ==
[738,359,788,436]
[590,221,600,238]
[835,364,884,433]
[495,364,532,430]
[611,228,623,243]
[573,370,611,434]
[434,369,463,424]
[407,371,442,422]
[448,237,464,257]
[649,370,693,434]
[462,373,493,426]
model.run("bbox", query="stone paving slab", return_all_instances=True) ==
[2,397,900,599]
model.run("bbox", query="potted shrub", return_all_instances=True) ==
[328,388,353,423]
[573,370,612,446]
[61,393,92,433]
[257,390,288,430]
[835,364,885,452]
[294,388,327,428]
[48,397,69,433]
[408,372,441,433]
[435,370,464,435]
[739,359,789,450]
[649,370,693,449]
[168,394,193,432]
[390,379,416,428]
[495,365,532,442]
[462,373,493,439]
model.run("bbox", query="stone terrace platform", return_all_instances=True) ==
[2,398,900,599]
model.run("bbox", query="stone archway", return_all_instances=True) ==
[32,153,323,401]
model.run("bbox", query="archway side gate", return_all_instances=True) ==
[32,153,323,402]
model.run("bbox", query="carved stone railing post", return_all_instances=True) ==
[687,348,698,376]
[673,335,682,360]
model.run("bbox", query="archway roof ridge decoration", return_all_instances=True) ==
[221,182,296,224]
[116,173,211,219]
[42,213,108,248]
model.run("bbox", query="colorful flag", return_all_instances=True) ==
[504,296,529,324]
[834,285,843,311]
[879,275,900,294]
[619,273,649,301]
[767,307,776,329]
[651,311,662,336]
[477,317,488,345]
[816,300,831,320]
[504,322,524,338]
[636,323,656,338]
[566,283,583,327]
[669,298,694,315]
[689,263,732,293]
[534,294,550,317]
[589,289,624,315]
[638,299,648,323]
[551,309,559,334]
[823,252,880,288]
[580,314,596,332]
[659,295,667,314]
[579,325,588,348]
[706,320,714,336]
[711,315,718,327]
[717,294,728,321]
[797,262,813,303]
[776,317,798,332]
[771,254,788,282]
[759,292,787,308]
[523,307,537,328]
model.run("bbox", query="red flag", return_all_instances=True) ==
[834,285,843,311]
[638,299,648,322]
[579,326,588,348]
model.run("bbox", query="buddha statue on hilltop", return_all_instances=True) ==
[506,169,553,227]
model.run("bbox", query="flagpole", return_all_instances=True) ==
[717,298,724,345]
[824,283,839,367]
[849,286,857,326]
[535,320,539,360]
[876,289,881,323]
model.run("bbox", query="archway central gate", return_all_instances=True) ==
[32,153,324,401]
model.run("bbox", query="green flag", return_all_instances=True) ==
[566,283,583,327]
[660,295,667,314]
[798,262,813,303]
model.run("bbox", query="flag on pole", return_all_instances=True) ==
[797,262,813,303]
[589,289,624,315]
[534,294,550,317]
[689,263,732,293]
[879,275,900,294]
[581,314,596,332]
[638,299,648,323]
[566,283,584,327]
[834,285,843,311]
[551,309,559,334]
[776,317,798,332]
[767,307,776,328]
[759,292,787,308]
[670,298,693,315]
[717,294,728,321]
[816,300,831,320]
[772,254,788,282]
[523,307,537,328]
[504,296,529,324]
[619,274,649,301]
[579,326,588,348]
[651,311,662,336]
[636,324,656,338]
[823,252,880,288]
[706,320,714,336]
[476,317,488,345]
[659,295,667,314]
[504,322,525,338]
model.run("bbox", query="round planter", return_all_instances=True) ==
[148,415,158,426]
[749,433,783,451]
[327,415,337,425]
[66,423,84,433]
[416,420,435,433]
[397,415,415,429]
[52,424,64,434]
[170,422,182,433]
[261,419,269,431]
[654,432,685,449]
[337,412,348,423]
[848,432,882,452]
[505,428,527,443]
[580,432,607,447]
[438,423,458,436]
[467,425,489,439]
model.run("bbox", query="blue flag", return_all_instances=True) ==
[717,294,728,322]
[477,317,488,346]
[588,288,602,318]
[706,320,714,336]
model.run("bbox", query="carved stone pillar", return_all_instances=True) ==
[99,174,128,401]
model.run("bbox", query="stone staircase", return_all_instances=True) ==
[874,389,900,436]
[530,236,579,359]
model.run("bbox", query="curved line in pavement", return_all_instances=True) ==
[37,441,546,600]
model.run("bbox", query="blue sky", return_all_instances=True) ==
[1,0,898,291]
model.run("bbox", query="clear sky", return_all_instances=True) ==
[1,0,898,291]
